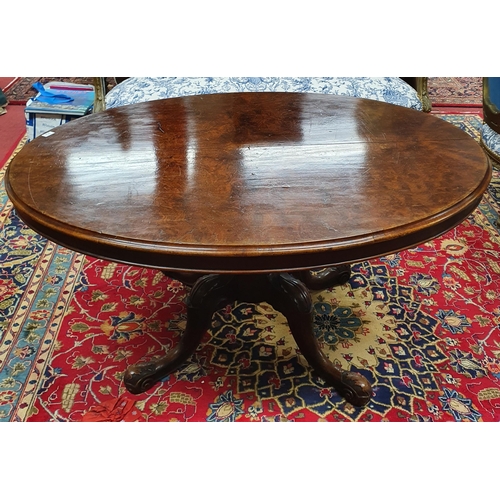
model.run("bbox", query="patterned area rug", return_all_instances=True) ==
[428,77,482,106]
[2,114,500,422]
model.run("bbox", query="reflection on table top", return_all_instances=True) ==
[6,92,491,272]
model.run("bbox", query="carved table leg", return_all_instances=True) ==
[293,265,351,290]
[267,273,372,407]
[124,270,372,406]
[124,274,234,394]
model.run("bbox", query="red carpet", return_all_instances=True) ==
[0,104,27,166]
[0,77,19,91]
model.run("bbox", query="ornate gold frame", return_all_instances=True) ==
[92,77,107,113]
[416,77,431,113]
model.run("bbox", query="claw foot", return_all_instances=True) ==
[124,363,161,394]
[339,371,372,407]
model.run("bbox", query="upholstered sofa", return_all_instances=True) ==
[93,77,430,113]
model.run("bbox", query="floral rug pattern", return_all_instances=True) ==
[427,77,482,106]
[2,114,500,422]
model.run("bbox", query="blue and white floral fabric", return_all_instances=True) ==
[105,77,423,111]
[482,123,500,160]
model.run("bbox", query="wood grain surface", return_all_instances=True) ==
[6,92,491,273]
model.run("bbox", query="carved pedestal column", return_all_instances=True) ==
[124,271,372,407]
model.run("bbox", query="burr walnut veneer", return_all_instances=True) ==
[5,93,491,406]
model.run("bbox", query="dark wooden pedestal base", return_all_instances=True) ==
[123,266,372,407]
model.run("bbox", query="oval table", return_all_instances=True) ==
[5,93,492,406]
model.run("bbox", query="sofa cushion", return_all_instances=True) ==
[482,123,500,160]
[105,77,423,111]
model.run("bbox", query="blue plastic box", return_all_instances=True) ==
[25,81,95,141]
